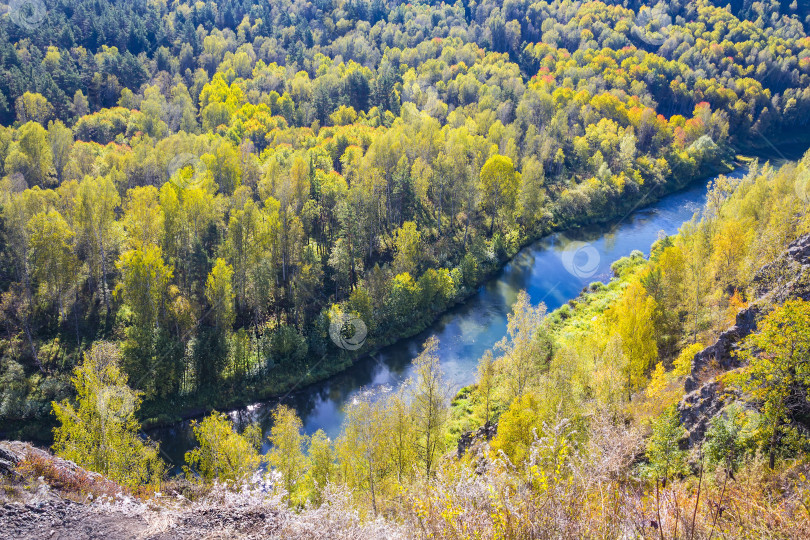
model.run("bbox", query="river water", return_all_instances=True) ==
[154,169,746,467]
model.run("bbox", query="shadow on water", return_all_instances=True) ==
[152,168,747,469]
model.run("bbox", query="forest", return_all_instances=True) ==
[2,0,810,537]
[3,0,810,435]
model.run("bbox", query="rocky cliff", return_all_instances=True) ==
[678,233,810,446]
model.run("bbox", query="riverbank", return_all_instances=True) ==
[149,165,767,467]
[136,159,737,432]
[2,145,768,446]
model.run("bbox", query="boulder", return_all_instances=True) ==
[0,443,21,477]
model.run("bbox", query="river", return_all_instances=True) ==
[153,168,747,468]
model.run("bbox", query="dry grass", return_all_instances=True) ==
[16,450,121,501]
[397,415,810,540]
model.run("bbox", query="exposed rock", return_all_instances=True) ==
[678,381,741,447]
[678,233,810,446]
[0,445,20,479]
[0,440,402,540]
[0,499,150,540]
[683,305,758,393]
[457,422,497,459]
[752,233,810,303]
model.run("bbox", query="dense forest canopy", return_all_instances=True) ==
[3,1,810,538]
[1,0,809,435]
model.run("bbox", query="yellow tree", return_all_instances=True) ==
[711,217,750,291]
[122,186,165,250]
[52,342,166,490]
[205,258,235,330]
[116,245,175,396]
[479,153,520,235]
[305,429,334,505]
[496,290,550,403]
[336,392,391,515]
[184,412,262,484]
[490,392,541,464]
[27,209,78,318]
[410,336,448,478]
[267,404,308,501]
[393,220,422,276]
[15,92,53,124]
[384,388,414,485]
[609,280,658,400]
[6,122,54,187]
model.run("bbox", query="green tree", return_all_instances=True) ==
[195,258,235,387]
[47,120,73,184]
[477,349,496,425]
[74,175,120,317]
[731,299,810,468]
[71,90,89,118]
[116,245,175,396]
[52,342,166,490]
[705,404,749,476]
[644,405,688,482]
[225,198,264,313]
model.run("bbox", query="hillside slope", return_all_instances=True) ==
[0,441,403,539]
